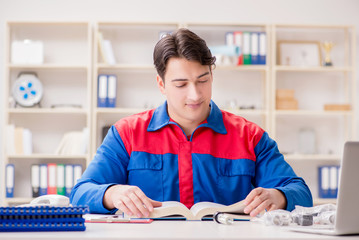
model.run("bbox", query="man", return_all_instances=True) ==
[70,28,312,218]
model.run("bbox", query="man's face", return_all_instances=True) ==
[157,57,213,127]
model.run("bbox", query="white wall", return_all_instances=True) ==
[1,0,359,174]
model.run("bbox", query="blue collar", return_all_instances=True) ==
[147,100,227,135]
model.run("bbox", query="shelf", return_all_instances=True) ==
[96,63,154,70]
[274,24,353,29]
[7,154,88,159]
[8,64,88,70]
[224,109,267,116]
[274,66,352,72]
[9,108,88,115]
[97,64,270,72]
[95,108,267,116]
[313,198,337,205]
[96,108,147,115]
[284,154,341,161]
[275,110,353,116]
[215,65,268,72]
[5,197,33,205]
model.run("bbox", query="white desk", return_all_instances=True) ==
[1,221,359,240]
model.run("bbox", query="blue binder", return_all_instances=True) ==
[318,165,339,198]
[107,75,117,108]
[250,32,259,65]
[98,74,108,107]
[259,32,266,65]
[39,164,48,196]
[0,206,89,232]
[5,164,15,198]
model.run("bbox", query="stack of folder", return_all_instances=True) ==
[0,205,88,232]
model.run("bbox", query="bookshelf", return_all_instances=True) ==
[1,22,92,206]
[183,23,271,134]
[92,22,180,152]
[1,21,356,207]
[271,24,356,204]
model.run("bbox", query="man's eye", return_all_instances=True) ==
[176,84,186,88]
[199,79,208,83]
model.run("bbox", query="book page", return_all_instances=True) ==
[190,202,225,216]
[192,200,247,220]
[149,201,193,219]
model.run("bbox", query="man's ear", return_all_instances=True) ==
[156,75,166,95]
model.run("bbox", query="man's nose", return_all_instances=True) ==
[187,83,201,101]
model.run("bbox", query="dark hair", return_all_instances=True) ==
[153,28,216,80]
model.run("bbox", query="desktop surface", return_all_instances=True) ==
[1,221,359,240]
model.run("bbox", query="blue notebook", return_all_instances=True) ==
[0,206,88,232]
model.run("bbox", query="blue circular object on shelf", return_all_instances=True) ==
[12,72,43,107]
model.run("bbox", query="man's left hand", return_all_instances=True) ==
[243,187,287,217]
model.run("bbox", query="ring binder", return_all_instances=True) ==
[0,206,89,232]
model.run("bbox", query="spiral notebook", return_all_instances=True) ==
[0,205,89,232]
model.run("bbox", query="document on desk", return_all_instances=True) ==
[84,214,153,224]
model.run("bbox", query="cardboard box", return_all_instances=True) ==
[276,89,295,100]
[324,104,351,111]
[276,99,298,110]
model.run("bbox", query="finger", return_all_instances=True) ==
[267,203,277,212]
[113,199,133,216]
[128,191,151,217]
[121,196,142,218]
[249,199,271,217]
[150,199,163,208]
[243,187,263,205]
[134,189,155,212]
[244,190,266,214]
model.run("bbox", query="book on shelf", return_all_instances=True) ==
[6,164,15,198]
[107,75,117,107]
[39,164,48,196]
[97,31,116,65]
[118,200,250,221]
[47,163,57,194]
[30,163,83,198]
[259,32,266,65]
[318,165,340,199]
[31,165,40,198]
[102,125,111,142]
[57,164,66,196]
[234,31,243,65]
[243,32,251,65]
[250,32,259,64]
[6,125,33,155]
[65,164,74,197]
[55,128,88,155]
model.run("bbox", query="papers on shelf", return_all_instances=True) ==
[55,128,89,155]
[97,32,116,65]
[6,124,33,155]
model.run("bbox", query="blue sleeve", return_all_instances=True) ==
[70,126,130,213]
[253,132,313,211]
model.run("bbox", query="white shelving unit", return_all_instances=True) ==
[271,24,356,205]
[184,23,271,133]
[1,22,92,206]
[1,22,356,207]
[92,22,180,153]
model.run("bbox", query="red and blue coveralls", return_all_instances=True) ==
[70,101,313,213]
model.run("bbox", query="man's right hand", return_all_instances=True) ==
[103,185,162,218]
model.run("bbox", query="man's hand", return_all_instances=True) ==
[103,185,162,218]
[243,187,287,217]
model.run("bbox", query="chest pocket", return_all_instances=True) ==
[127,152,163,201]
[217,158,255,204]
[218,158,255,177]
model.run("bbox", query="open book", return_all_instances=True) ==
[135,200,250,220]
